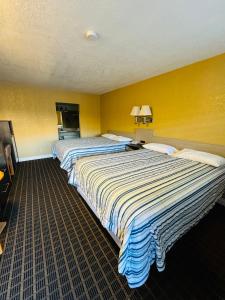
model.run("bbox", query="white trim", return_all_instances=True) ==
[19,154,53,162]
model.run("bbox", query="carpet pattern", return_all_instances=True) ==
[0,158,225,300]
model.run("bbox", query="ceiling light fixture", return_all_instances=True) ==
[85,30,99,41]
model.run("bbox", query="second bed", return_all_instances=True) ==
[52,134,132,174]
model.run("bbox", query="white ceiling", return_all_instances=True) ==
[1,0,225,94]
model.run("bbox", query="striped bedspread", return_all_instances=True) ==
[52,137,128,173]
[74,149,225,288]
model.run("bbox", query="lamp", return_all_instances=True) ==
[139,105,152,116]
[139,105,152,124]
[130,106,141,124]
[130,106,140,116]
[130,105,153,124]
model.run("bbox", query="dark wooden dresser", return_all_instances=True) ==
[0,121,18,208]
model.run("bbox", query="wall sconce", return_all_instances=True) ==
[130,106,141,124]
[139,105,153,124]
[130,105,153,124]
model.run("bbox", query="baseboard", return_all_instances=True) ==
[19,154,53,162]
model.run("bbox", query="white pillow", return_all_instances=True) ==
[143,143,177,155]
[172,148,225,167]
[101,133,117,139]
[113,136,132,142]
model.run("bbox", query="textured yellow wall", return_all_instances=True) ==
[1,53,225,160]
[101,53,225,145]
[0,83,100,158]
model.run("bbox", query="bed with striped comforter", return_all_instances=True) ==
[73,149,225,288]
[52,137,129,173]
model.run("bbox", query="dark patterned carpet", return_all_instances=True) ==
[0,158,225,300]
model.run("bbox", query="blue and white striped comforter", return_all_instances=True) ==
[73,149,225,288]
[52,137,129,173]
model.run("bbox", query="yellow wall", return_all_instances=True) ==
[101,53,225,145]
[0,82,100,158]
[1,53,225,160]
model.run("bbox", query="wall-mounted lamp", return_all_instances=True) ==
[130,106,141,124]
[139,105,152,124]
[130,105,153,124]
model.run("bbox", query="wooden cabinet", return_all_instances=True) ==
[0,121,18,255]
[0,121,18,208]
[0,121,18,167]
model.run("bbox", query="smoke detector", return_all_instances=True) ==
[85,30,99,41]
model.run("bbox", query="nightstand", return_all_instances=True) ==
[126,143,144,151]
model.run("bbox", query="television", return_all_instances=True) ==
[61,111,80,130]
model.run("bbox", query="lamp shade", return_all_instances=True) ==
[130,106,140,116]
[139,105,152,116]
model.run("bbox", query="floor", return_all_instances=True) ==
[0,158,225,300]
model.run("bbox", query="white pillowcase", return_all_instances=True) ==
[101,133,117,139]
[113,136,132,142]
[172,148,225,167]
[143,143,177,155]
[101,134,132,142]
